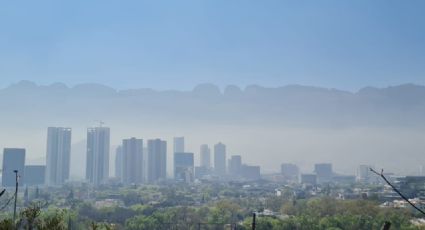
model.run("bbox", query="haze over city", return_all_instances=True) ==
[1,1,425,229]
[0,81,424,178]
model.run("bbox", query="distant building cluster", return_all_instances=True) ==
[1,126,261,188]
[278,162,383,186]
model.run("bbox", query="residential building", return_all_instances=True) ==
[173,137,184,153]
[214,142,226,176]
[174,152,194,183]
[45,127,71,186]
[115,146,123,180]
[200,144,211,168]
[86,127,110,186]
[228,155,242,177]
[147,139,167,183]
[122,138,144,184]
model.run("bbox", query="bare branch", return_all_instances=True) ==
[0,194,16,211]
[370,168,425,215]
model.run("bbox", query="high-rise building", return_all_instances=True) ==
[147,139,167,183]
[200,144,211,168]
[45,127,71,186]
[122,138,144,184]
[281,163,299,181]
[143,147,148,182]
[25,165,46,186]
[2,148,26,187]
[173,137,185,153]
[314,163,333,183]
[115,146,123,180]
[228,155,242,177]
[174,152,194,183]
[86,127,110,186]
[214,142,226,176]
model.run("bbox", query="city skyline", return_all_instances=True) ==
[2,125,424,192]
[0,121,423,177]
[0,126,386,186]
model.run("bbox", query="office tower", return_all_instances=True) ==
[86,127,110,186]
[173,137,185,153]
[25,165,46,186]
[241,165,261,181]
[314,163,333,183]
[200,144,211,168]
[147,139,167,183]
[115,146,123,180]
[228,155,242,177]
[122,138,144,184]
[214,142,226,176]
[281,163,299,181]
[45,127,72,186]
[2,148,26,187]
[174,152,194,183]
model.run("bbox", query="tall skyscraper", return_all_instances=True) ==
[214,142,226,176]
[173,137,185,153]
[200,144,211,168]
[86,127,110,186]
[147,139,167,183]
[2,148,25,187]
[122,138,144,184]
[174,152,194,183]
[115,146,123,180]
[45,127,71,186]
[228,155,242,177]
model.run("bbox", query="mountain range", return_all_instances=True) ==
[1,80,425,127]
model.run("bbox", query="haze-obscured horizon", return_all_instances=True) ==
[1,80,424,179]
[2,1,425,179]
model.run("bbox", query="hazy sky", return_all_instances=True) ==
[1,0,425,90]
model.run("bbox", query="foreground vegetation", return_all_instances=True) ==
[0,182,424,229]
[0,196,424,229]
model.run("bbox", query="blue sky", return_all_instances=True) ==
[1,0,425,90]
